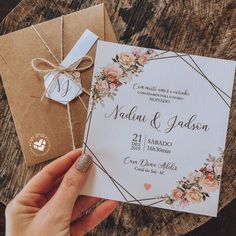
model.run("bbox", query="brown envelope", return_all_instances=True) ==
[0,4,117,166]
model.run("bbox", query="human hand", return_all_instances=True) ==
[5,149,118,236]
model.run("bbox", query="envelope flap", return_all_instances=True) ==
[0,4,105,77]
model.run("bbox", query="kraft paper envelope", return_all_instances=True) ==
[0,4,117,166]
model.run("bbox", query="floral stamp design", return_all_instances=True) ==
[156,150,223,207]
[92,48,158,105]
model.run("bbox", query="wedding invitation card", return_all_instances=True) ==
[82,40,235,216]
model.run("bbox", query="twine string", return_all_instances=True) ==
[31,15,92,150]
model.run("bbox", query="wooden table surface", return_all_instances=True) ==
[0,0,236,235]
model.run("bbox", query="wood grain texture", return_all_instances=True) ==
[0,0,235,235]
[0,203,5,236]
[0,0,22,21]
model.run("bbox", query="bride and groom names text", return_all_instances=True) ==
[104,105,209,133]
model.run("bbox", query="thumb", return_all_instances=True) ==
[50,154,93,215]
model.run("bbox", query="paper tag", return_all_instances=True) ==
[44,29,98,105]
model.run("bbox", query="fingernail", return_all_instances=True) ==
[75,154,93,173]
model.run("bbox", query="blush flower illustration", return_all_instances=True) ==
[95,80,109,97]
[154,152,223,208]
[91,46,223,209]
[199,173,218,192]
[118,52,135,68]
[131,48,141,56]
[171,188,183,200]
[92,47,157,104]
[103,64,123,82]
[179,197,190,207]
[185,187,202,203]
[109,82,118,91]
[137,54,149,65]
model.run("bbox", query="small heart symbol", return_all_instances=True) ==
[144,183,152,191]
[33,139,46,152]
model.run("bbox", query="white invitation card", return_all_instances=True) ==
[82,40,235,216]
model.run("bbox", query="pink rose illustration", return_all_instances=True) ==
[179,197,189,207]
[131,48,141,56]
[93,48,157,104]
[104,64,123,82]
[109,83,117,91]
[206,165,213,173]
[137,54,149,65]
[185,187,202,203]
[118,52,135,67]
[95,80,109,97]
[199,173,218,192]
[171,188,183,200]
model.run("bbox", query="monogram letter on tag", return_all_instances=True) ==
[43,29,98,105]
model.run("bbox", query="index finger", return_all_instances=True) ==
[21,148,82,195]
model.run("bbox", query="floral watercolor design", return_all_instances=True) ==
[155,150,223,208]
[90,46,224,209]
[92,48,159,105]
